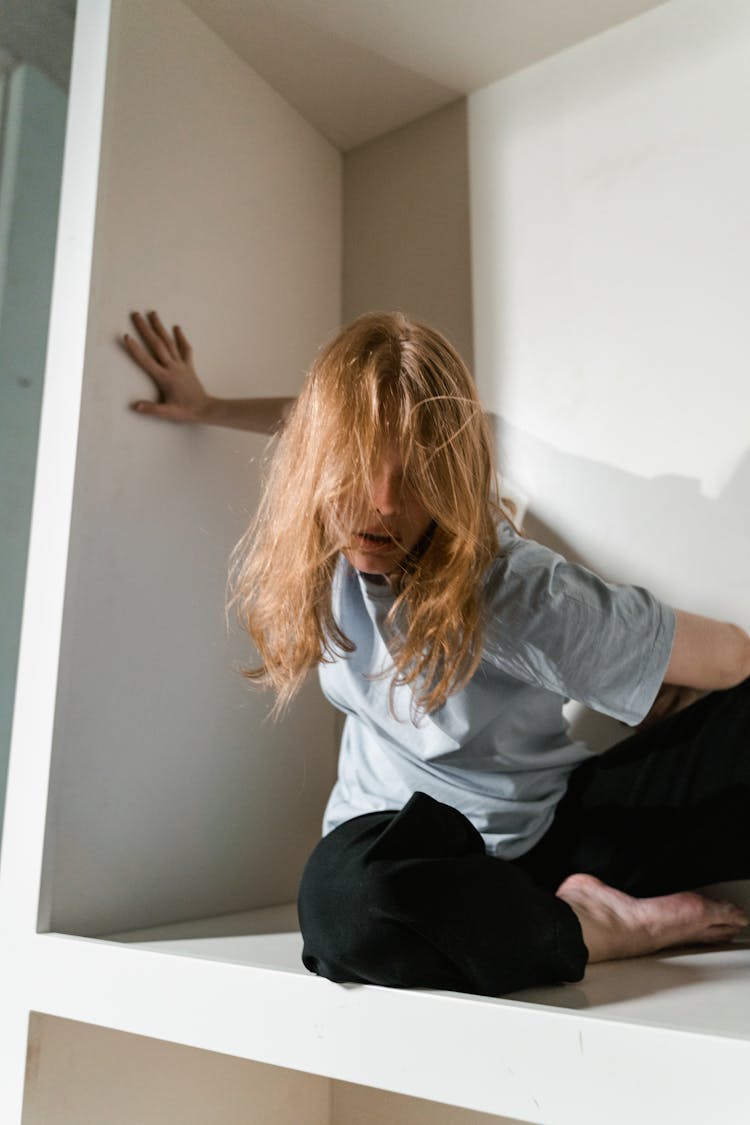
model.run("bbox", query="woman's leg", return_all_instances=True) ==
[555,873,746,963]
[519,677,750,898]
[299,681,750,993]
[298,791,587,997]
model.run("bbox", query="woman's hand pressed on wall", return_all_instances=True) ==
[122,310,212,424]
[121,309,295,434]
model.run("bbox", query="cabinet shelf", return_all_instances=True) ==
[4,0,750,1121]
[23,921,750,1123]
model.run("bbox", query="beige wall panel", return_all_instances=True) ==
[41,0,341,936]
[343,99,473,365]
[332,1080,526,1125]
[23,1013,331,1125]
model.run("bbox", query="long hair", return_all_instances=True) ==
[228,312,504,717]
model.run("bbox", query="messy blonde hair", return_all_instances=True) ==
[229,312,504,717]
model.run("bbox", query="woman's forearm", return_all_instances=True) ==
[663,610,750,691]
[201,396,295,434]
[123,312,297,433]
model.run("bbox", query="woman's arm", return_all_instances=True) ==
[663,609,750,691]
[121,310,295,434]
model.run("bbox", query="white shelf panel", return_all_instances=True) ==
[105,902,750,1042]
[514,942,750,1041]
[105,902,300,943]
[106,904,303,972]
[24,919,750,1125]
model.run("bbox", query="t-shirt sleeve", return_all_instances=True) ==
[482,534,676,725]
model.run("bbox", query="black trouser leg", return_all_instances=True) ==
[299,679,750,996]
[518,677,750,897]
[298,791,587,997]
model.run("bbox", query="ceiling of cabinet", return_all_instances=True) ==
[184,0,670,150]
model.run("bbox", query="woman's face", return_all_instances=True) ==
[342,447,433,576]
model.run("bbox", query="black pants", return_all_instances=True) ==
[298,678,750,998]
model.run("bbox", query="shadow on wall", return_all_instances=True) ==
[487,411,750,752]
[488,411,750,605]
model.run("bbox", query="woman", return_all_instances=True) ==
[123,309,750,997]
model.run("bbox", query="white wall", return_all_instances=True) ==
[0,63,67,845]
[470,0,750,657]
[41,0,341,936]
[343,99,473,365]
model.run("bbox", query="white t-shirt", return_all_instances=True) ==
[319,522,676,858]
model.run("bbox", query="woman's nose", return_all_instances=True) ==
[372,467,401,515]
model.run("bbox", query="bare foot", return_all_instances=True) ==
[556,873,749,963]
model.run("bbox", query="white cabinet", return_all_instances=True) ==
[3,2,750,1122]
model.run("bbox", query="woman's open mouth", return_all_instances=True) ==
[354,530,399,552]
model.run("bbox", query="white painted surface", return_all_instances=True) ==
[106,900,299,943]
[0,3,113,1117]
[343,99,473,364]
[5,1,750,1122]
[0,0,339,1114]
[470,0,750,632]
[97,913,750,1045]
[38,0,341,937]
[183,0,670,149]
[12,929,750,1124]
